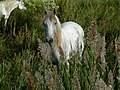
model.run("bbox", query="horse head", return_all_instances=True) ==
[43,9,60,45]
[18,0,27,10]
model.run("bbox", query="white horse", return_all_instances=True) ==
[43,10,84,68]
[0,0,27,26]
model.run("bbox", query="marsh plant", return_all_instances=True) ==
[0,0,120,90]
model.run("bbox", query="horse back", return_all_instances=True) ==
[61,21,84,37]
[61,21,84,53]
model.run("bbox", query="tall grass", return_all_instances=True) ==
[0,0,120,90]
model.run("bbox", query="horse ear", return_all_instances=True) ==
[45,10,47,15]
[53,9,56,15]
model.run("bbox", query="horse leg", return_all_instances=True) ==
[80,40,84,58]
[65,54,70,70]
[53,49,61,73]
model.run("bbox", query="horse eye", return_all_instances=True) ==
[54,22,57,25]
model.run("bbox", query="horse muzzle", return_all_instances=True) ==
[46,38,53,45]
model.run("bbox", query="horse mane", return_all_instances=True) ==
[53,14,64,57]
[54,19,64,57]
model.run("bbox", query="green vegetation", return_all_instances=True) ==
[0,0,120,90]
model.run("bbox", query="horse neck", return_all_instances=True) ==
[5,1,19,12]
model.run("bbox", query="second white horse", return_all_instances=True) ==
[0,0,27,26]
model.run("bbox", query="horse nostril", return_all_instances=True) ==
[46,38,48,42]
[50,38,53,43]
[46,38,53,44]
